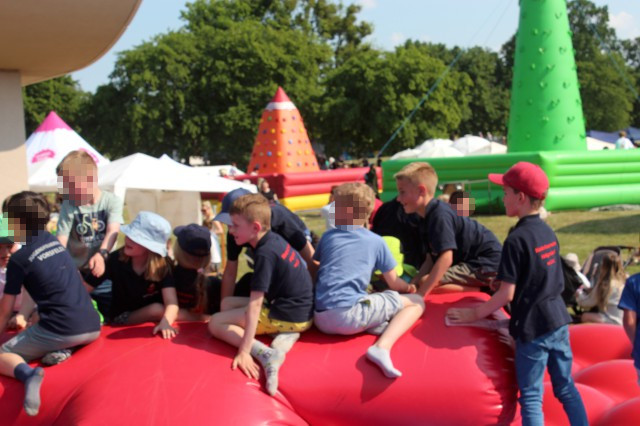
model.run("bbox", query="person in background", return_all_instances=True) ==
[619,273,640,387]
[258,178,278,205]
[364,164,379,197]
[320,186,338,231]
[615,130,635,150]
[449,191,475,217]
[577,252,625,325]
[202,201,223,272]
[0,213,22,313]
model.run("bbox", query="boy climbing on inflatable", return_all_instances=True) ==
[447,162,588,426]
[0,192,101,416]
[208,194,314,396]
[394,162,502,297]
[313,183,424,378]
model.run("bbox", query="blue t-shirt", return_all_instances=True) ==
[4,231,101,336]
[251,231,313,323]
[618,273,640,369]
[497,214,571,342]
[421,199,502,271]
[227,204,308,262]
[314,226,396,311]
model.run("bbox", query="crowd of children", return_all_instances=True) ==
[0,150,638,426]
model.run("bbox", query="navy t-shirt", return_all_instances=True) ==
[86,248,175,319]
[227,204,308,262]
[497,214,571,342]
[421,199,502,271]
[251,231,314,323]
[618,274,640,369]
[172,264,199,311]
[5,231,100,336]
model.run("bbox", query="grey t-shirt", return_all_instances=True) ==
[57,191,124,268]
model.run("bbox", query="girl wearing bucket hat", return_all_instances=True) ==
[84,211,180,339]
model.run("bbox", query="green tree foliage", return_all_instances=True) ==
[22,76,89,135]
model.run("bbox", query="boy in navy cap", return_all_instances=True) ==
[214,188,314,311]
[447,162,587,426]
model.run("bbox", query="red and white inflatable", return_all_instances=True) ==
[0,293,637,425]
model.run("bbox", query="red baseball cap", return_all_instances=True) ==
[488,162,549,200]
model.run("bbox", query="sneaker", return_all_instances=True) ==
[41,349,73,366]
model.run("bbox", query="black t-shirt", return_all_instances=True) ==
[172,264,199,310]
[371,199,424,268]
[421,199,502,271]
[497,214,571,342]
[5,232,100,335]
[86,248,175,319]
[227,204,308,262]
[251,231,313,323]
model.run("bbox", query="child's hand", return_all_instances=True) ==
[232,350,260,380]
[406,284,417,294]
[153,318,179,339]
[8,314,27,331]
[446,307,478,324]
[88,253,106,277]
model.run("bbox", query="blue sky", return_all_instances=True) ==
[72,0,640,93]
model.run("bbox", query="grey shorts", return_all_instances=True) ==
[0,324,100,362]
[441,262,496,287]
[314,290,403,336]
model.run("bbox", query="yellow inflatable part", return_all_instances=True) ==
[280,193,330,211]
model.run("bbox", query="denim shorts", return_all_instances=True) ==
[1,324,100,362]
[314,290,403,336]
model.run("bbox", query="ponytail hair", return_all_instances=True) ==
[119,250,171,282]
[594,252,625,312]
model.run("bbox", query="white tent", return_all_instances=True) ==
[452,135,506,155]
[98,153,256,227]
[418,145,464,158]
[416,138,454,150]
[390,138,455,160]
[26,111,109,191]
[586,137,614,151]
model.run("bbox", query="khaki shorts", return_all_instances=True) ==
[440,261,496,287]
[314,290,403,336]
[1,324,100,362]
[255,307,313,335]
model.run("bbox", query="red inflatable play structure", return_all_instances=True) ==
[235,87,382,211]
[0,292,637,425]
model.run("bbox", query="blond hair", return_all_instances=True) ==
[229,193,271,230]
[394,162,438,196]
[172,241,210,313]
[119,250,171,282]
[594,252,626,312]
[56,150,97,177]
[333,182,375,222]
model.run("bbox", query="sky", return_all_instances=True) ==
[72,0,640,93]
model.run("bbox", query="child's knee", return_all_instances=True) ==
[404,294,425,310]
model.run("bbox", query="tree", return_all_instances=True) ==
[319,44,472,156]
[22,76,89,135]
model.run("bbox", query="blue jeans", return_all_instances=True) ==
[515,325,588,426]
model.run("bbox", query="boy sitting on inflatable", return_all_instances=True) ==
[394,162,502,296]
[0,192,101,416]
[208,194,314,396]
[313,183,424,378]
[447,163,587,425]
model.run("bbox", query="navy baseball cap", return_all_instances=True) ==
[214,188,252,225]
[174,224,211,257]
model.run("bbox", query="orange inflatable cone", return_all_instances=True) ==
[247,87,320,174]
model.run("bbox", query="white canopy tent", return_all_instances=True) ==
[586,137,614,151]
[452,135,507,155]
[26,111,110,191]
[99,153,256,227]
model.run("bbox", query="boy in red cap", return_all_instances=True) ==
[447,162,587,426]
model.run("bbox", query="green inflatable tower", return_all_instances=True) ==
[507,0,587,153]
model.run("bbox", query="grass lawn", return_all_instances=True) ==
[295,209,640,276]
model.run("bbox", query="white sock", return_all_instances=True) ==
[366,345,402,378]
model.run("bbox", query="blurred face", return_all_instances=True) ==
[6,217,26,245]
[334,195,368,226]
[453,198,474,217]
[201,203,212,217]
[261,181,270,192]
[228,214,259,246]
[395,179,425,215]
[0,243,18,268]
[59,168,97,205]
[123,236,149,258]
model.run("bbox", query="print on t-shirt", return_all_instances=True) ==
[72,210,108,245]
